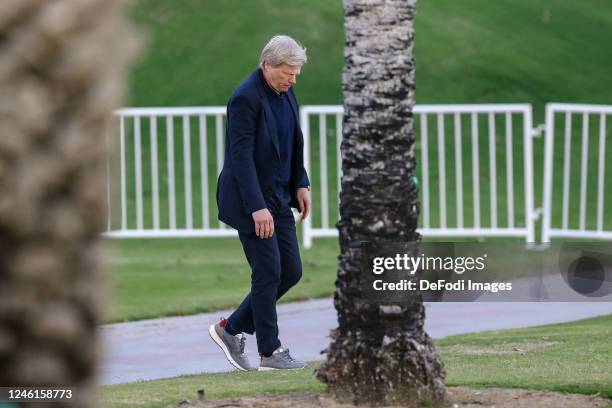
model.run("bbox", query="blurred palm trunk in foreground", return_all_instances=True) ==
[0,1,136,406]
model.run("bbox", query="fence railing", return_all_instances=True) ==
[106,103,612,247]
[107,107,235,237]
[301,104,537,247]
[542,103,612,242]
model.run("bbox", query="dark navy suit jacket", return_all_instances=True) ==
[217,68,310,232]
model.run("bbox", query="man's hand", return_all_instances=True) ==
[296,187,311,222]
[252,208,274,238]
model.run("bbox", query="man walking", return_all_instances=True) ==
[210,35,312,371]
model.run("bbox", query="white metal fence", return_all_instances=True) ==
[107,107,236,238]
[300,104,537,247]
[106,103,612,247]
[542,103,612,242]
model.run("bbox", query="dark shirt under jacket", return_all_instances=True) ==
[261,73,295,205]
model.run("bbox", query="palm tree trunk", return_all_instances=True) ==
[315,0,446,406]
[0,1,136,406]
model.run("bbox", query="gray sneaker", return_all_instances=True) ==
[258,347,305,371]
[208,319,252,371]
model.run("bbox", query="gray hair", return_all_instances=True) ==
[259,35,307,68]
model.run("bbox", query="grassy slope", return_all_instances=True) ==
[102,314,612,408]
[128,0,612,111]
[127,0,344,107]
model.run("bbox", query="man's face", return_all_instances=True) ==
[262,62,301,93]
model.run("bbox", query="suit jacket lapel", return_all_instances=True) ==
[261,97,281,160]
[255,70,281,161]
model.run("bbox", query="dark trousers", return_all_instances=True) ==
[226,195,302,356]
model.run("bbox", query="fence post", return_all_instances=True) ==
[523,105,536,244]
[301,107,313,248]
[541,104,555,244]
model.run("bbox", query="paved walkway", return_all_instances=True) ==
[99,299,612,385]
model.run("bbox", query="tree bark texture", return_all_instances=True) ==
[315,0,446,406]
[0,1,136,406]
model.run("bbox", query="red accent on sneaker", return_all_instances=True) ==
[219,318,228,328]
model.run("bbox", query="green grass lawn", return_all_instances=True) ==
[106,237,338,322]
[439,314,612,397]
[101,313,612,408]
